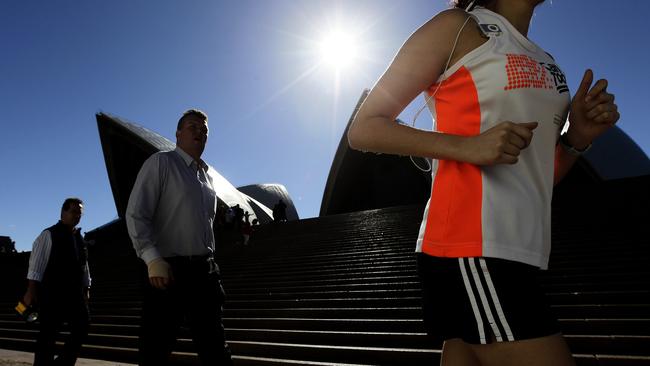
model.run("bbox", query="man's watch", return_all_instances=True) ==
[559,134,592,156]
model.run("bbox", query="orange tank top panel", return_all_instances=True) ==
[415,7,571,269]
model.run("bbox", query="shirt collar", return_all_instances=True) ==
[174,147,207,171]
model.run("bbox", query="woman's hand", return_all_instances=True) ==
[461,121,538,165]
[566,69,620,148]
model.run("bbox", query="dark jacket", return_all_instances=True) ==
[40,221,88,304]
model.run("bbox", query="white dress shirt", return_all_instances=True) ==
[27,230,91,287]
[126,147,218,264]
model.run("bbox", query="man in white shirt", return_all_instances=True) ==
[24,198,91,366]
[126,109,232,365]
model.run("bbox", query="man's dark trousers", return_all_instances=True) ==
[139,256,232,366]
[33,291,89,366]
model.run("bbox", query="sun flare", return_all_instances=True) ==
[319,30,358,69]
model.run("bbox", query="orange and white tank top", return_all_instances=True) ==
[416,7,571,269]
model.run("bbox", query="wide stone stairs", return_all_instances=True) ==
[1,186,649,365]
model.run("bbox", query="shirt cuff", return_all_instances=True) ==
[27,271,43,282]
[141,247,162,265]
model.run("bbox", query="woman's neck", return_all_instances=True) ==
[486,1,536,37]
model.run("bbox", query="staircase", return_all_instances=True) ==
[1,178,648,365]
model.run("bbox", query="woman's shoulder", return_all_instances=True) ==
[423,8,474,32]
[435,7,472,22]
[407,8,477,47]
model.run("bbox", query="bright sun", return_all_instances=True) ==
[319,30,358,70]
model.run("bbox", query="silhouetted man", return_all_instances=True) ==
[24,198,90,366]
[273,199,288,222]
[126,109,232,365]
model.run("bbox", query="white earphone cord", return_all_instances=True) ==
[408,14,472,173]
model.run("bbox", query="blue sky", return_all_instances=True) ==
[1,0,648,252]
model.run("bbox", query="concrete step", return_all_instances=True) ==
[559,319,650,336]
[566,335,650,356]
[552,304,650,319]
[228,340,439,366]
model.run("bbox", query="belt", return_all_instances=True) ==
[165,255,211,263]
[165,255,219,274]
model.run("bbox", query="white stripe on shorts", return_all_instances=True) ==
[458,258,486,344]
[468,258,504,342]
[479,258,515,341]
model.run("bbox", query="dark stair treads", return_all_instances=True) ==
[0,183,648,365]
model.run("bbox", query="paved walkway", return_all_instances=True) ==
[0,349,135,365]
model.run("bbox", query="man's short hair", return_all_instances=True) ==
[62,198,83,212]
[177,109,208,131]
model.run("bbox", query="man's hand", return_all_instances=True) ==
[461,121,538,165]
[83,287,91,303]
[566,69,620,148]
[23,289,36,307]
[23,280,39,307]
[147,258,174,290]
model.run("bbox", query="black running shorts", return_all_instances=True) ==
[416,253,560,345]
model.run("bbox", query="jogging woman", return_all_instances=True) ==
[348,1,619,365]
